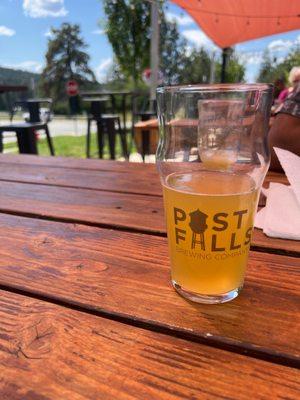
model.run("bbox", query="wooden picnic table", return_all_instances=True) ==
[134,117,268,160]
[0,154,299,399]
[134,118,159,158]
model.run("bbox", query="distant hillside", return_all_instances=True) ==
[0,66,40,87]
[0,66,40,111]
[0,66,103,114]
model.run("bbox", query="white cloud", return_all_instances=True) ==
[0,25,16,36]
[181,29,217,51]
[23,0,68,18]
[294,35,300,46]
[268,39,293,52]
[166,12,194,26]
[95,58,113,82]
[92,29,105,35]
[44,28,53,37]
[238,51,264,65]
[2,61,43,73]
[276,56,285,64]
[245,67,257,83]
[185,45,193,57]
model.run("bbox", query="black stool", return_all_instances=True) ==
[0,98,55,155]
[0,122,52,155]
[85,98,128,160]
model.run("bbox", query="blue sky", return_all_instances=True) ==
[0,0,299,83]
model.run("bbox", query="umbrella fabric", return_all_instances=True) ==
[172,0,300,48]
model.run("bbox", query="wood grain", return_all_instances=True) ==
[0,163,162,196]
[1,290,299,400]
[0,180,164,234]
[264,171,289,185]
[0,180,298,255]
[251,228,300,254]
[0,154,158,173]
[0,214,299,365]
[0,155,288,194]
[0,155,289,184]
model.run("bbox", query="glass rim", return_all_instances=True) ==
[157,83,273,94]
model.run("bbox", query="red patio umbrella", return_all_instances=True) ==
[171,0,300,81]
[150,1,300,93]
[172,0,300,48]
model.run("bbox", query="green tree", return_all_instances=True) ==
[281,46,300,74]
[177,48,245,84]
[159,18,189,84]
[104,60,128,89]
[256,50,280,83]
[176,48,212,84]
[40,23,96,102]
[215,52,245,83]
[103,1,190,87]
[103,0,151,87]
[257,47,300,84]
[103,2,245,86]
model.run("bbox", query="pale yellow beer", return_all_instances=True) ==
[163,171,258,295]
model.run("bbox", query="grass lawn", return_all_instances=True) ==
[4,132,135,159]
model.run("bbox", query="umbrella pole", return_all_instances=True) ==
[150,0,159,110]
[221,47,230,83]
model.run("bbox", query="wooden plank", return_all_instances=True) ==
[134,119,158,129]
[0,163,162,196]
[0,154,158,173]
[0,181,164,234]
[0,156,288,202]
[1,290,299,400]
[264,171,289,186]
[0,156,295,253]
[0,154,288,185]
[0,181,298,255]
[251,228,300,254]
[0,214,299,365]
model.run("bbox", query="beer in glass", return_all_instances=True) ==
[156,84,273,303]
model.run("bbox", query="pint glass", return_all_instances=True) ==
[156,84,273,304]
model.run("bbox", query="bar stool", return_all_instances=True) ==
[84,97,128,160]
[0,98,55,155]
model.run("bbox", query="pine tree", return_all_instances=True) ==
[40,23,95,101]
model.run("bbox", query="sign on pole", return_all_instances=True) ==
[66,80,79,97]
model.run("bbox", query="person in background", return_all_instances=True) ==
[279,67,300,102]
[274,78,288,103]
[288,66,300,92]
[272,68,300,114]
[269,70,300,171]
[277,79,289,103]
